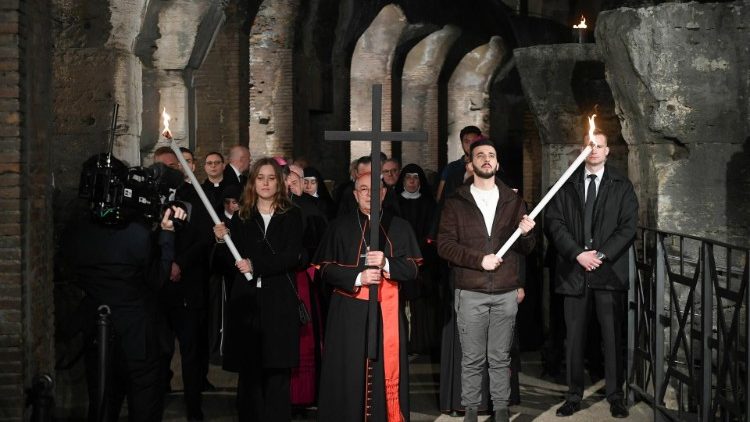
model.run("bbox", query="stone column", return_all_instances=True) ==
[152,70,190,152]
[401,25,460,172]
[349,4,408,160]
[107,0,151,165]
[597,2,750,246]
[446,36,505,162]
[249,0,300,159]
[148,0,213,159]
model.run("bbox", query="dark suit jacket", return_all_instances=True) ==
[545,165,638,295]
[222,164,245,187]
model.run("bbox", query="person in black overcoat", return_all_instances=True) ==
[394,163,440,355]
[213,157,304,422]
[545,130,638,419]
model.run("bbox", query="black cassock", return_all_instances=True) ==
[313,209,422,422]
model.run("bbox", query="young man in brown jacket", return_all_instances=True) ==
[437,139,536,422]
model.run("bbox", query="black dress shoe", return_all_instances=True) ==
[610,400,629,418]
[556,400,580,417]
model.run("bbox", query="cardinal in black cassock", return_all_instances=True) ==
[313,173,422,422]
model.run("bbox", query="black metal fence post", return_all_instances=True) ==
[654,233,666,422]
[94,305,112,422]
[701,243,714,421]
[628,246,636,406]
[27,373,54,422]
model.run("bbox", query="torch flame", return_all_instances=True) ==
[587,114,598,147]
[161,107,172,139]
[573,16,587,29]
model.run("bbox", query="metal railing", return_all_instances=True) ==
[628,227,749,421]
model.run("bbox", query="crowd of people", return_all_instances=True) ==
[66,124,637,422]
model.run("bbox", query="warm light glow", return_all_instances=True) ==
[573,16,587,29]
[587,114,597,146]
[161,107,172,139]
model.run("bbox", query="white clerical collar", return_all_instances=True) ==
[401,190,421,199]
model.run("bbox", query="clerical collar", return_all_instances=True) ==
[401,190,421,199]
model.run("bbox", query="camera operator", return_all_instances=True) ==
[63,154,187,422]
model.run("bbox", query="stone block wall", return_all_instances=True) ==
[597,1,750,246]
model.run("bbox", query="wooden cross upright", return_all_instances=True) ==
[324,84,426,360]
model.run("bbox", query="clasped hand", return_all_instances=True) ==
[213,223,229,242]
[518,214,535,235]
[577,250,602,272]
[360,251,385,285]
[481,254,503,271]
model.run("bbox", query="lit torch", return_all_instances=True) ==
[161,108,172,140]
[496,114,599,258]
[572,15,589,43]
[160,107,251,281]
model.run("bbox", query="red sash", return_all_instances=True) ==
[336,274,404,422]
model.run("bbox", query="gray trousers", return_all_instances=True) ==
[455,289,518,410]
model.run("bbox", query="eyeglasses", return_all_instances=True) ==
[205,160,223,166]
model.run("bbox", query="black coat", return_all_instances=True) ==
[220,206,304,371]
[545,165,638,295]
[64,217,174,359]
[222,164,246,187]
[160,183,215,309]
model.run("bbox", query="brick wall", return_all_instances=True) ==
[0,0,55,420]
[193,0,249,177]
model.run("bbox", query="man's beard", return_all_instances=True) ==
[472,163,495,179]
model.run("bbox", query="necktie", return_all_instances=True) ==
[584,174,597,248]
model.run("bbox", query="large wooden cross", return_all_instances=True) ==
[325,84,426,360]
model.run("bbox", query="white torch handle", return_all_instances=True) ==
[495,144,594,258]
[169,142,252,281]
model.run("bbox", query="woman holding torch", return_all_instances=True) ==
[213,157,304,422]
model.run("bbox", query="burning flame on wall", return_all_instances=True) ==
[573,16,587,29]
[161,108,172,139]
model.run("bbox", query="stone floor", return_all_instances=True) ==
[162,351,654,421]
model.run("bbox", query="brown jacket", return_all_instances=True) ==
[437,180,535,293]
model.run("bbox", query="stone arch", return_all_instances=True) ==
[248,0,300,159]
[446,36,506,162]
[400,25,461,173]
[349,4,408,160]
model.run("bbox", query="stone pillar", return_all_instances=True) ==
[349,4,408,160]
[249,0,300,159]
[152,70,190,152]
[446,36,505,162]
[401,25,460,172]
[107,0,152,165]
[597,2,750,246]
[147,0,213,159]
